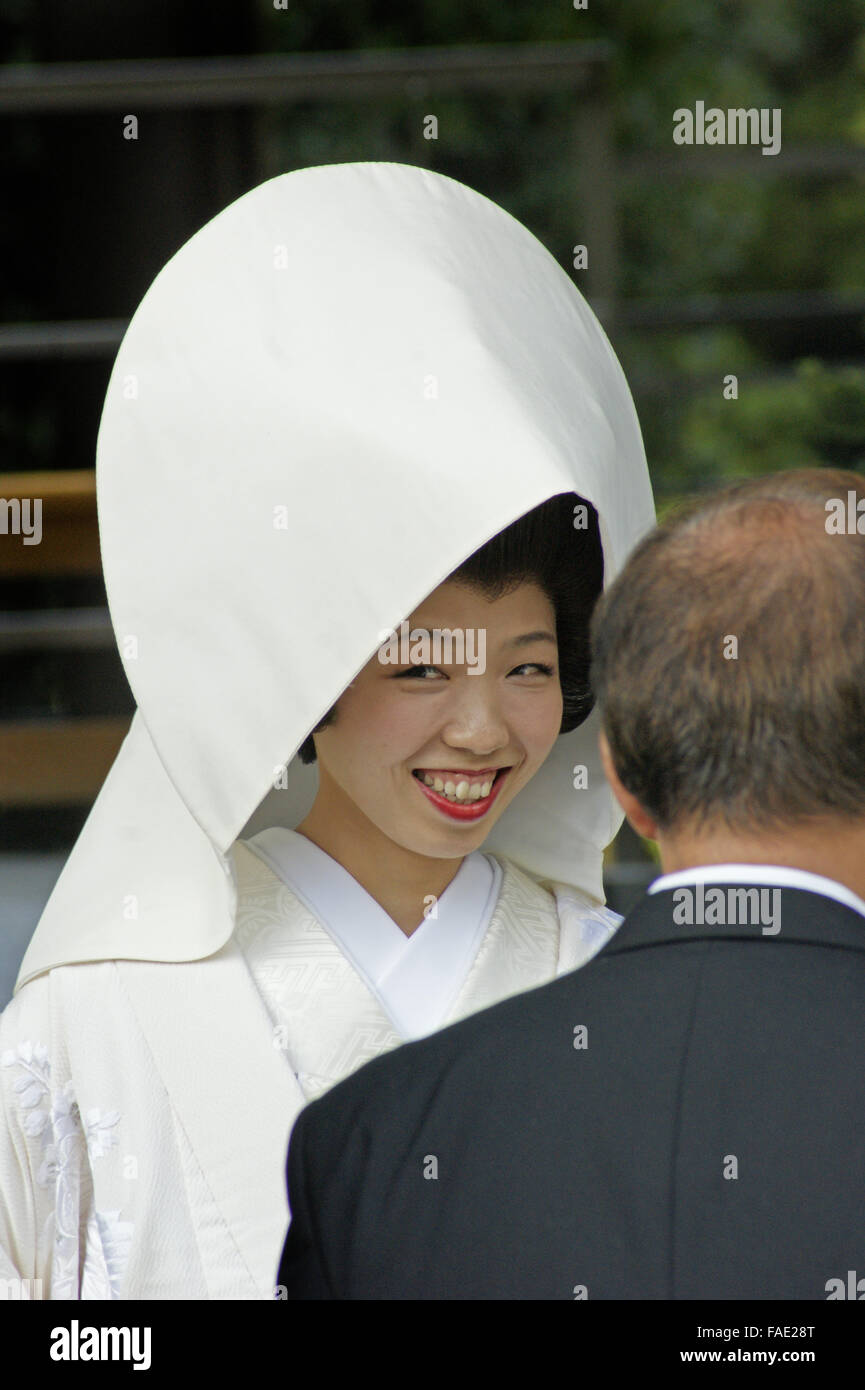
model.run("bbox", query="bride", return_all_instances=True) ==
[0,161,654,1299]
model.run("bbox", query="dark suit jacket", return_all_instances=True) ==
[278,882,865,1299]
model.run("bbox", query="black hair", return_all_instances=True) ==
[298,492,604,763]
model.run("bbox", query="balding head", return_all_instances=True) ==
[590,469,865,835]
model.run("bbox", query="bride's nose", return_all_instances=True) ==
[439,683,510,756]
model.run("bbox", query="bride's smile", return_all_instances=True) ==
[295,578,563,907]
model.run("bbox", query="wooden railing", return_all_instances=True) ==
[1,469,130,806]
[0,470,99,577]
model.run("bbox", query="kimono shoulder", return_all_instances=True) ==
[490,854,622,975]
[443,854,622,1029]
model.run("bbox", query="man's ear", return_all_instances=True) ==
[598,729,659,842]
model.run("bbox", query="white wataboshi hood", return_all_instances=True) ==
[16,161,655,991]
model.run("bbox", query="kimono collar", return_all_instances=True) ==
[244,828,501,1039]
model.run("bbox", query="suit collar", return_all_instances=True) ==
[604,882,865,957]
[649,862,865,920]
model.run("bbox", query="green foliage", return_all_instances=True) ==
[674,360,865,492]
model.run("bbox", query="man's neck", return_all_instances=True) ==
[656,817,865,904]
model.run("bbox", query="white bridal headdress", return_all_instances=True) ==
[17,161,654,988]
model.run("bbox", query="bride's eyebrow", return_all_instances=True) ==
[506,631,557,648]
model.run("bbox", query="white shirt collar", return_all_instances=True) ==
[242,827,502,1040]
[648,863,865,922]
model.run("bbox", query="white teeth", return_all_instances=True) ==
[417,772,499,804]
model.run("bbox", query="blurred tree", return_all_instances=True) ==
[674,361,865,494]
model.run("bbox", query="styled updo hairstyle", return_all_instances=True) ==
[298,492,603,764]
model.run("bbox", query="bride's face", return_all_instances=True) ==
[311,578,564,858]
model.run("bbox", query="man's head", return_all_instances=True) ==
[590,469,865,866]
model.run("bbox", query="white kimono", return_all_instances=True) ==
[0,838,618,1299]
[0,161,654,1299]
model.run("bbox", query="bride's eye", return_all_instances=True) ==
[394,665,444,680]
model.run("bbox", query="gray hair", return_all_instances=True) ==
[590,468,865,832]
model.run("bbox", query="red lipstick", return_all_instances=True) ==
[412,768,509,821]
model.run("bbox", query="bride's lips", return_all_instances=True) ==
[411,767,511,821]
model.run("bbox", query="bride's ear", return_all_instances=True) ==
[598,730,659,842]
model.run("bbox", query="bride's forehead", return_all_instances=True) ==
[409,577,552,618]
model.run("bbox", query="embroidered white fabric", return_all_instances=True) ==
[243,828,503,1040]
